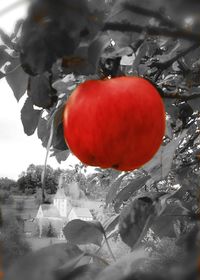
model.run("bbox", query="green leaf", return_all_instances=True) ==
[52,123,68,151]
[52,73,76,93]
[58,263,105,280]
[152,201,191,239]
[54,252,85,279]
[21,97,41,136]
[88,34,111,68]
[96,249,149,280]
[37,117,50,147]
[114,175,151,213]
[5,243,83,280]
[119,195,155,248]
[29,74,55,109]
[0,46,10,68]
[142,130,187,181]
[103,214,119,234]
[0,71,5,79]
[50,149,70,163]
[106,173,127,206]
[63,219,104,246]
[0,28,14,49]
[11,19,24,40]
[6,58,29,101]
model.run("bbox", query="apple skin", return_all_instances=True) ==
[63,76,166,171]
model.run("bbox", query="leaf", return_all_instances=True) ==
[50,149,70,163]
[0,28,14,49]
[103,214,119,234]
[120,53,135,66]
[151,201,191,239]
[88,34,111,68]
[0,71,5,79]
[29,74,55,109]
[52,73,76,93]
[106,173,127,206]
[55,252,85,279]
[59,263,105,280]
[52,123,68,151]
[6,58,29,101]
[142,130,187,181]
[37,117,50,147]
[96,249,149,280]
[11,19,24,40]
[63,219,104,246]
[21,97,42,136]
[54,103,66,128]
[20,0,91,75]
[0,46,10,68]
[102,46,133,59]
[132,41,148,73]
[119,195,155,248]
[114,175,151,213]
[5,243,83,280]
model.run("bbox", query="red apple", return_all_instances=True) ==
[63,76,165,171]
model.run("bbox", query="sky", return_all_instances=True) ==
[0,0,80,180]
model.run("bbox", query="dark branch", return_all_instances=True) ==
[123,3,176,28]
[102,23,200,42]
[160,91,200,101]
[151,43,199,70]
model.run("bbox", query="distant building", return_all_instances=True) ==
[68,207,93,222]
[36,204,62,220]
[35,175,97,239]
[53,186,69,218]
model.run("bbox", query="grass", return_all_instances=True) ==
[27,237,66,251]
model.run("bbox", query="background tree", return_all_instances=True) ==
[0,213,30,270]
[17,164,63,194]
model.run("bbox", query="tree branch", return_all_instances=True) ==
[123,3,176,28]
[151,43,199,70]
[102,22,200,42]
[160,91,200,101]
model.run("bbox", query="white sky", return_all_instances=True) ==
[0,1,80,180]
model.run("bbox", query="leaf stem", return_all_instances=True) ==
[103,232,116,262]
[85,252,109,265]
[41,119,54,202]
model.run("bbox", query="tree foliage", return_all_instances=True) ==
[17,164,63,194]
[2,0,200,279]
[1,213,30,270]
